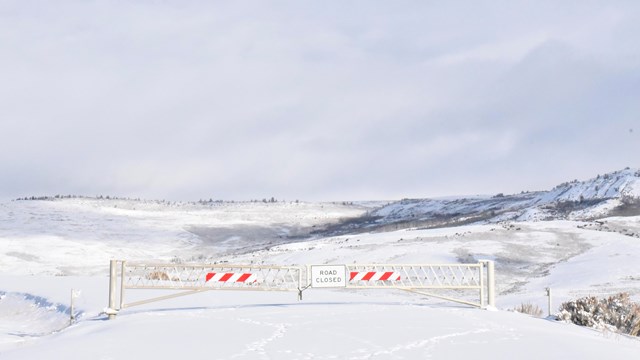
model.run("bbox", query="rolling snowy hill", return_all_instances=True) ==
[1,168,640,359]
[365,168,640,231]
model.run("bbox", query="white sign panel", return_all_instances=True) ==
[310,265,347,288]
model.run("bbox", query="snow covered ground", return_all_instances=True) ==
[0,199,367,275]
[371,168,640,226]
[1,198,640,358]
[3,281,640,360]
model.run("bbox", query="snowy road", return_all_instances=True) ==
[2,284,640,360]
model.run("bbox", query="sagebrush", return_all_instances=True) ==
[513,303,543,317]
[558,293,640,336]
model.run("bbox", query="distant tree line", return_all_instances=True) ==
[14,194,143,201]
[14,194,307,206]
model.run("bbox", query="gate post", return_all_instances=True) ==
[487,260,495,308]
[479,260,496,308]
[545,287,552,317]
[108,260,118,319]
[479,262,486,308]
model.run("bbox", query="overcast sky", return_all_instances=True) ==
[1,1,639,202]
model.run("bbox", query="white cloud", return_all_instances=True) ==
[1,1,639,201]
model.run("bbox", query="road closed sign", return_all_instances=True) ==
[310,265,347,288]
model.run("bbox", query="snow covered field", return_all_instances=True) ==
[0,199,368,276]
[1,198,640,358]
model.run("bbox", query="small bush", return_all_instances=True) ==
[513,303,543,317]
[558,293,640,336]
[146,271,170,281]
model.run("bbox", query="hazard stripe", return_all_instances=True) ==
[205,272,257,283]
[362,272,375,281]
[379,272,393,281]
[349,271,401,282]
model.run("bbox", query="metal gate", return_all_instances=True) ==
[106,260,495,319]
[344,262,495,308]
[106,261,305,319]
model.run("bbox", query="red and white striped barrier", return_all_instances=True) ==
[205,272,257,283]
[349,271,401,282]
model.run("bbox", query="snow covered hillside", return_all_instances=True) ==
[1,169,640,358]
[367,168,640,230]
[0,198,366,276]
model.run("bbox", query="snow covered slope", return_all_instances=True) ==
[369,168,640,228]
[0,199,366,275]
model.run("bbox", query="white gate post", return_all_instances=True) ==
[479,262,486,308]
[487,260,495,308]
[108,260,118,319]
[545,287,552,317]
[70,289,75,325]
[120,260,126,310]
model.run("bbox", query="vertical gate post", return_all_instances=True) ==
[479,262,486,309]
[487,260,495,308]
[70,289,75,325]
[108,260,118,319]
[297,266,302,300]
[120,261,126,310]
[545,287,552,317]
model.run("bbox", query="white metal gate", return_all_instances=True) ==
[106,260,495,319]
[345,262,495,308]
[106,261,305,318]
